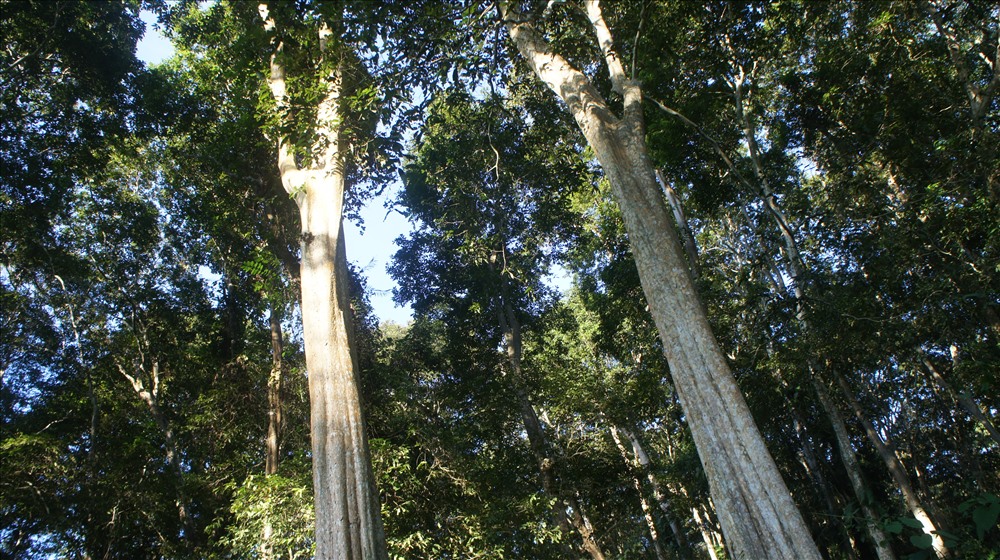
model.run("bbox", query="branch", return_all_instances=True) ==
[630,0,648,82]
[645,95,756,193]
[258,3,301,185]
[585,0,627,93]
[585,0,643,125]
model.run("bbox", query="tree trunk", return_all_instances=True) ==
[811,373,898,560]
[300,193,385,560]
[921,355,1000,448]
[500,2,821,558]
[608,425,671,560]
[691,504,722,560]
[260,5,387,558]
[615,424,690,557]
[497,296,607,560]
[726,61,898,560]
[262,302,285,560]
[655,169,700,280]
[833,370,948,559]
[266,302,284,476]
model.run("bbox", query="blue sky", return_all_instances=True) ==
[137,13,415,325]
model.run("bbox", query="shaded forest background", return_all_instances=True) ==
[1,0,998,558]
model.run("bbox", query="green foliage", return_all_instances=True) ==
[218,459,315,559]
[3,0,999,558]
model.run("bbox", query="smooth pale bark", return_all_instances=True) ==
[259,5,387,558]
[811,374,898,560]
[655,170,700,280]
[608,426,669,560]
[499,2,821,558]
[691,504,722,560]
[609,424,690,558]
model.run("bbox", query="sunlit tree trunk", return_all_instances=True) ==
[259,5,387,558]
[655,170,700,280]
[499,2,821,557]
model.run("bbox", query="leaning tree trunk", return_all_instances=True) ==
[259,5,387,558]
[608,426,670,560]
[833,370,949,559]
[609,423,690,559]
[499,2,821,558]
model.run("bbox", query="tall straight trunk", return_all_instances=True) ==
[262,302,285,560]
[811,374,898,560]
[833,370,948,559]
[691,504,722,560]
[266,302,284,475]
[614,424,690,556]
[496,295,606,560]
[499,2,821,558]
[260,5,387,558]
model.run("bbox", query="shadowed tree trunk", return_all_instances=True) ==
[497,291,607,560]
[608,423,689,559]
[834,370,949,559]
[262,301,285,559]
[265,302,284,476]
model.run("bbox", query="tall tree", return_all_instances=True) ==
[495,1,823,557]
[391,92,609,558]
[255,2,387,557]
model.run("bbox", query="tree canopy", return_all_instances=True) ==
[2,1,998,559]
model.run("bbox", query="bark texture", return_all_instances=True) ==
[260,4,387,558]
[499,2,821,558]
